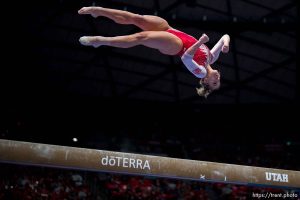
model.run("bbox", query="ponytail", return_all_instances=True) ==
[196,79,211,98]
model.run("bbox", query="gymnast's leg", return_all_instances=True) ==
[78,6,171,31]
[210,34,230,64]
[79,31,182,55]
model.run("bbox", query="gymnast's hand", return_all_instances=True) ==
[199,34,209,43]
[221,34,230,53]
[222,45,229,53]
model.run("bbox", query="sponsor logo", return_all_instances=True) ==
[101,156,151,170]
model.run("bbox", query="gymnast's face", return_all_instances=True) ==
[203,69,220,91]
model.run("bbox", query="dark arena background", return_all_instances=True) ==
[1,0,299,199]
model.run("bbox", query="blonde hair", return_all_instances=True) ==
[196,79,211,98]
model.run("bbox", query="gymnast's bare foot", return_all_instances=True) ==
[79,36,108,48]
[78,7,103,18]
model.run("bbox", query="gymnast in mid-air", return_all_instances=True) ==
[78,6,230,97]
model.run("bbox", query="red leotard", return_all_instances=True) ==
[166,29,211,67]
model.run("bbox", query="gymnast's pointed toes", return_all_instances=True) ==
[78,7,89,14]
[78,7,100,18]
[79,36,90,46]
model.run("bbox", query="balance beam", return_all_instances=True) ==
[0,139,299,188]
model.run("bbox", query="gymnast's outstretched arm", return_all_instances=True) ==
[210,34,230,64]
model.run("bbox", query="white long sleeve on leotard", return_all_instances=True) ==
[181,53,207,78]
[210,34,229,64]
